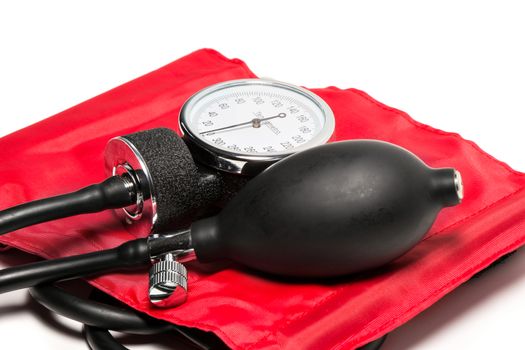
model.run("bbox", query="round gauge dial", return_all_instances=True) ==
[180,79,335,174]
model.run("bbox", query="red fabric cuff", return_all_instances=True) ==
[1,49,524,349]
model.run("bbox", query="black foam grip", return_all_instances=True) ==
[122,128,200,230]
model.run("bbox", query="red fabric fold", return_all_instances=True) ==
[1,49,524,349]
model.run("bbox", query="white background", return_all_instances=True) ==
[1,1,524,349]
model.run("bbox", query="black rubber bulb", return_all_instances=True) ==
[190,140,463,277]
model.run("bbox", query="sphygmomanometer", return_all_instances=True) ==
[0,78,463,349]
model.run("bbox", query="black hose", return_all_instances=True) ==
[0,176,135,235]
[0,239,150,294]
[84,326,129,350]
[30,284,170,335]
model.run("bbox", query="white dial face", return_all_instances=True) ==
[182,81,332,156]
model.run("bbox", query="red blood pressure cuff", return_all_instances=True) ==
[1,49,525,349]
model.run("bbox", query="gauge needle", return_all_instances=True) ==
[200,113,286,135]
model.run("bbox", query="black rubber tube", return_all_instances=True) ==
[0,239,149,294]
[30,284,170,335]
[84,326,129,350]
[0,176,134,235]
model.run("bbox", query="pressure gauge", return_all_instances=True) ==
[179,79,335,175]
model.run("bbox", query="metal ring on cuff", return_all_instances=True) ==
[104,136,158,236]
[114,163,144,220]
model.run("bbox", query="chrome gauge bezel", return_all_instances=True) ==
[179,78,335,175]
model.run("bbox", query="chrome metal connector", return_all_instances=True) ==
[147,230,194,308]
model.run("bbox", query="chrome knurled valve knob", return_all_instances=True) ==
[149,253,188,308]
